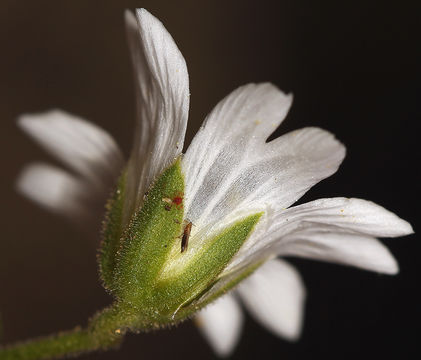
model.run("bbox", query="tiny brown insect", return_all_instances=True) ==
[181,221,192,253]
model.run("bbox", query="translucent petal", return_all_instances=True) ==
[16,163,89,217]
[229,197,412,272]
[195,294,244,357]
[270,197,414,238]
[124,9,189,223]
[238,259,306,341]
[18,109,124,189]
[277,225,399,274]
[182,84,345,245]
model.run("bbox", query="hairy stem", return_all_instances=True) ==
[0,328,103,360]
[0,304,137,360]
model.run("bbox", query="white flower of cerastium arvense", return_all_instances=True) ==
[3,8,412,360]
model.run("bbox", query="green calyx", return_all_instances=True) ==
[99,171,126,290]
[112,158,185,305]
[99,157,263,328]
[0,158,264,360]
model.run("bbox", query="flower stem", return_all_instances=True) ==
[0,304,136,360]
[0,327,101,360]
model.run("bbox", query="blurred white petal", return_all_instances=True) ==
[238,259,306,341]
[16,163,88,217]
[124,9,189,223]
[195,294,244,357]
[18,109,124,189]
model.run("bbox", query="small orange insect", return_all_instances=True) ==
[181,221,192,253]
[162,193,184,211]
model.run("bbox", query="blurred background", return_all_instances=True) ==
[0,1,419,359]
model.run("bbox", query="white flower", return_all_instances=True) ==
[16,8,413,358]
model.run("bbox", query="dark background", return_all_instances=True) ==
[0,1,419,359]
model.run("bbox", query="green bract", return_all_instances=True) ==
[98,158,262,328]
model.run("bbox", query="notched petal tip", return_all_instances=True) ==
[289,127,346,163]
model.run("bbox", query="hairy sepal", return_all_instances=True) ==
[151,213,263,323]
[99,172,126,290]
[99,157,263,328]
[112,158,185,305]
[128,212,262,327]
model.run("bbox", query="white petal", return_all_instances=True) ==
[182,84,345,244]
[16,163,89,217]
[229,197,412,273]
[278,225,399,274]
[195,294,244,357]
[273,197,414,238]
[124,9,189,223]
[18,110,124,189]
[237,259,306,341]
